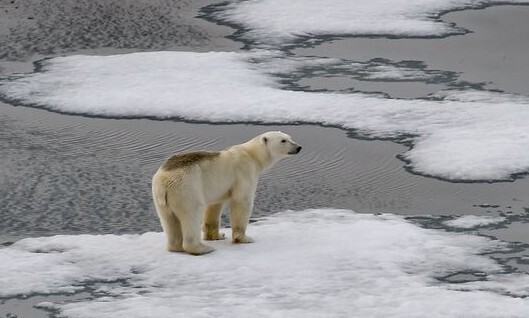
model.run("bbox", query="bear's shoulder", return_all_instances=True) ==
[162,151,220,171]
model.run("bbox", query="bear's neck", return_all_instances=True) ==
[242,140,275,173]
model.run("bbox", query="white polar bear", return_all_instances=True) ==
[151,131,302,255]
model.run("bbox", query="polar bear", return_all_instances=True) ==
[151,131,302,255]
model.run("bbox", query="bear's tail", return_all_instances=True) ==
[152,178,168,207]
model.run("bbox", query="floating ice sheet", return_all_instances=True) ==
[1,209,529,318]
[212,0,529,45]
[2,51,529,181]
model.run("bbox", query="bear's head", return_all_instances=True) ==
[261,131,302,158]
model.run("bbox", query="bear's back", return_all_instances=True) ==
[161,151,220,171]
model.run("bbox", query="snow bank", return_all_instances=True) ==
[212,0,529,45]
[1,209,529,317]
[2,51,529,181]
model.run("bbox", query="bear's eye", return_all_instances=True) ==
[281,139,286,143]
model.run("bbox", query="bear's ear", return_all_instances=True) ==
[262,136,268,145]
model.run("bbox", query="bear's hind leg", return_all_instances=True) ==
[155,203,184,252]
[176,205,215,255]
[203,203,226,241]
[164,213,185,252]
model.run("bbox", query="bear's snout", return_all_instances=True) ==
[289,145,302,155]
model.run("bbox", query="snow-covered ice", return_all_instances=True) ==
[444,215,508,229]
[212,0,529,45]
[1,209,529,318]
[2,51,529,181]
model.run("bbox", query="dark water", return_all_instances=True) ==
[0,0,239,61]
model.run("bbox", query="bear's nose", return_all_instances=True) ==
[296,146,302,153]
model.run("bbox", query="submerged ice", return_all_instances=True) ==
[1,209,529,318]
[444,215,508,229]
[2,51,529,181]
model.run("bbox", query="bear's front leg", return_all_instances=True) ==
[203,203,226,240]
[230,196,255,244]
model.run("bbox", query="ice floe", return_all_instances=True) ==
[2,51,529,181]
[1,209,529,318]
[212,0,529,45]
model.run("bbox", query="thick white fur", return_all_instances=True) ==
[152,131,301,255]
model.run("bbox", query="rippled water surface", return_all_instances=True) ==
[1,2,529,241]
[2,103,529,240]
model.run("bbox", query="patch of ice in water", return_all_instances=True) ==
[1,209,529,318]
[211,0,529,45]
[364,65,436,81]
[2,51,529,181]
[444,215,508,229]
